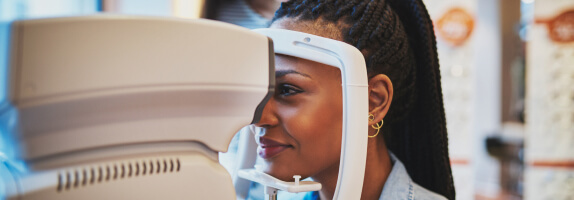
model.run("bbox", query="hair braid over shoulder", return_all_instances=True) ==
[273,0,456,199]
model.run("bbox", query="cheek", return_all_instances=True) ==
[283,95,343,170]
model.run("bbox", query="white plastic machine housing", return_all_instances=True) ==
[235,29,369,199]
[2,15,273,199]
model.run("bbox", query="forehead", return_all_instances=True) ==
[275,54,326,70]
[275,54,341,81]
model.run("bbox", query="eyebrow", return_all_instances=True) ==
[275,70,312,78]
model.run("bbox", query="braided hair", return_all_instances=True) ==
[273,0,455,199]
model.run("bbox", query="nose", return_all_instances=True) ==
[253,97,279,128]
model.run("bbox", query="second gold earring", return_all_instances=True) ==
[368,114,383,138]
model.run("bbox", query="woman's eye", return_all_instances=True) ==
[278,84,302,96]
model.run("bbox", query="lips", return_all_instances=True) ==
[257,137,292,159]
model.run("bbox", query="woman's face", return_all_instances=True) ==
[254,54,343,181]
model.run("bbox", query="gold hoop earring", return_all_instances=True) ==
[368,114,383,138]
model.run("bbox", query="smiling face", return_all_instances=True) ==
[254,54,343,181]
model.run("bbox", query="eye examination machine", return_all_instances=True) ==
[0,15,368,200]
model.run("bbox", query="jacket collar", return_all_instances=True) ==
[379,152,415,200]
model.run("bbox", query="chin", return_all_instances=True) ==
[258,160,300,182]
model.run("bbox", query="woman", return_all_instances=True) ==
[253,0,455,199]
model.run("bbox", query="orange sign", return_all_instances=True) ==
[536,9,574,43]
[435,8,475,46]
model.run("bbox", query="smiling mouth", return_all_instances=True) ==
[257,137,293,159]
[258,145,293,159]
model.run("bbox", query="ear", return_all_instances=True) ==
[368,74,393,126]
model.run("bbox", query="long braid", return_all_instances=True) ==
[274,0,455,199]
[387,1,454,198]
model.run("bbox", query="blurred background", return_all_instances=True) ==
[0,0,573,199]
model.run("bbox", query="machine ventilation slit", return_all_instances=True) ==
[98,166,103,182]
[112,164,118,180]
[135,162,140,176]
[75,170,80,187]
[65,172,71,190]
[73,170,79,188]
[142,161,147,175]
[163,159,168,173]
[128,162,133,177]
[156,160,161,173]
[57,173,63,192]
[149,160,154,174]
[90,168,96,184]
[176,158,181,172]
[170,159,174,172]
[82,169,88,186]
[120,163,125,178]
[105,165,111,181]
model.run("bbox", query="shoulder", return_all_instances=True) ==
[412,182,448,200]
[383,152,448,200]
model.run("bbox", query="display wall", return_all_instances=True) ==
[525,0,574,199]
[423,0,476,199]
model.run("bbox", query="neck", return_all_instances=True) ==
[245,0,282,20]
[312,134,393,200]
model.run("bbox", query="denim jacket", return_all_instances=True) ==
[291,153,447,200]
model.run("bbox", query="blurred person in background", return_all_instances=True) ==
[206,0,288,29]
